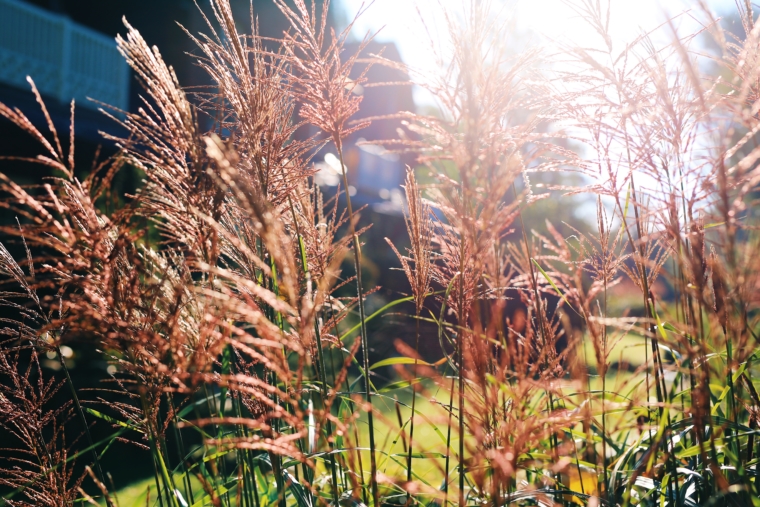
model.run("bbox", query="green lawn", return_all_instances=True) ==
[105,332,664,506]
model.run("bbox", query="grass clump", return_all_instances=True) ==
[1,1,760,506]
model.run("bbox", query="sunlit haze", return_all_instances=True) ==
[340,0,738,106]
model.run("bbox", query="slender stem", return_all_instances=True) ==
[140,393,178,507]
[601,282,608,501]
[264,257,287,507]
[167,395,195,506]
[456,171,473,507]
[312,318,340,504]
[152,456,167,507]
[232,393,253,507]
[443,374,456,507]
[291,213,340,506]
[55,344,114,507]
[267,369,286,507]
[334,138,378,506]
[457,258,466,507]
[327,292,363,499]
[406,315,420,505]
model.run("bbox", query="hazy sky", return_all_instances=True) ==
[338,0,740,104]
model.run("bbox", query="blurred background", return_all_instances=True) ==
[0,0,746,491]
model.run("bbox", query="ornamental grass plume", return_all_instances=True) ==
[0,345,85,507]
[387,168,433,318]
[385,167,433,499]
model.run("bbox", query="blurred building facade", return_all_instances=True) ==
[312,40,416,206]
[0,0,295,144]
[0,0,415,201]
[0,0,129,113]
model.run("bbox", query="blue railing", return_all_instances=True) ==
[0,0,129,111]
